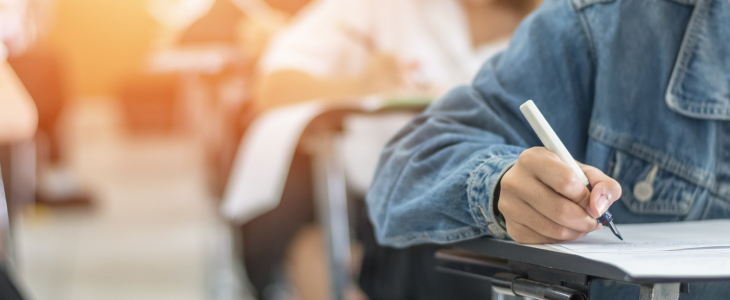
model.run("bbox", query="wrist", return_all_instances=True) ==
[492,166,512,236]
[466,150,521,239]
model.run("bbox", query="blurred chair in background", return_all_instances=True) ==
[228,0,543,299]
[174,0,256,197]
[142,0,308,198]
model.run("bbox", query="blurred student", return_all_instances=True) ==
[4,0,93,207]
[243,0,541,299]
[0,61,34,300]
[258,0,540,108]
[368,0,730,298]
[1,2,37,298]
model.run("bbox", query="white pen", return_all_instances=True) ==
[519,100,623,241]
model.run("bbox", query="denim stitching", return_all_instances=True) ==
[486,157,518,238]
[466,154,519,239]
[385,227,492,248]
[612,152,702,215]
[663,0,698,5]
[467,160,492,229]
[571,0,617,11]
[666,94,730,120]
[673,0,706,89]
[666,0,715,118]
[589,122,714,188]
[571,0,599,67]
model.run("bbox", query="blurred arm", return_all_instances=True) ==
[0,60,38,142]
[257,69,365,109]
[257,53,405,109]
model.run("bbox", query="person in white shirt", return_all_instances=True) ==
[257,0,539,108]
[241,0,541,299]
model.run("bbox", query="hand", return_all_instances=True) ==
[361,53,414,94]
[497,147,622,244]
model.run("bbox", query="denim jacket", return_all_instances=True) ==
[366,0,730,248]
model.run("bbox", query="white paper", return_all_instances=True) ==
[583,249,730,278]
[547,220,730,278]
[552,220,730,253]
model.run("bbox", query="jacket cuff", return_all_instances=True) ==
[466,148,521,239]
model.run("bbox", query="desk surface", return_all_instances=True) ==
[454,237,730,284]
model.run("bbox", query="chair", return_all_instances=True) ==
[222,97,429,299]
[0,141,36,300]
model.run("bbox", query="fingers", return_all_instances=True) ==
[504,175,600,233]
[364,54,406,93]
[499,147,623,244]
[580,163,623,218]
[501,168,598,233]
[517,148,591,203]
[499,195,591,242]
[505,221,560,244]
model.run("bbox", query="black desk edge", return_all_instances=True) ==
[453,237,730,284]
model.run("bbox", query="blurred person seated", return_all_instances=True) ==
[181,0,311,197]
[0,59,34,300]
[0,1,38,299]
[242,0,541,299]
[2,0,92,207]
[144,0,312,197]
[257,0,541,108]
[9,47,94,207]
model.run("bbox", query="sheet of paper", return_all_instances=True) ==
[583,249,730,278]
[546,220,730,278]
[552,220,730,253]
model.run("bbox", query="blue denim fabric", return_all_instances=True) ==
[589,280,730,300]
[366,0,730,247]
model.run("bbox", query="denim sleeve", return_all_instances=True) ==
[366,0,596,248]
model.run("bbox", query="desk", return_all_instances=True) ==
[436,237,730,300]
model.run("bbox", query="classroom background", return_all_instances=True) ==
[0,0,540,299]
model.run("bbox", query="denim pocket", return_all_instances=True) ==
[611,150,703,216]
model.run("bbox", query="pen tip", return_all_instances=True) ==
[608,222,623,241]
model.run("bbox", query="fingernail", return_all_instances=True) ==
[596,196,609,214]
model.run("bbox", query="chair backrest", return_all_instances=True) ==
[0,149,13,261]
[0,156,26,300]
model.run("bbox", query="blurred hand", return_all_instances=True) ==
[498,147,622,244]
[360,53,413,94]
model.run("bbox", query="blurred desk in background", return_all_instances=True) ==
[122,46,255,197]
